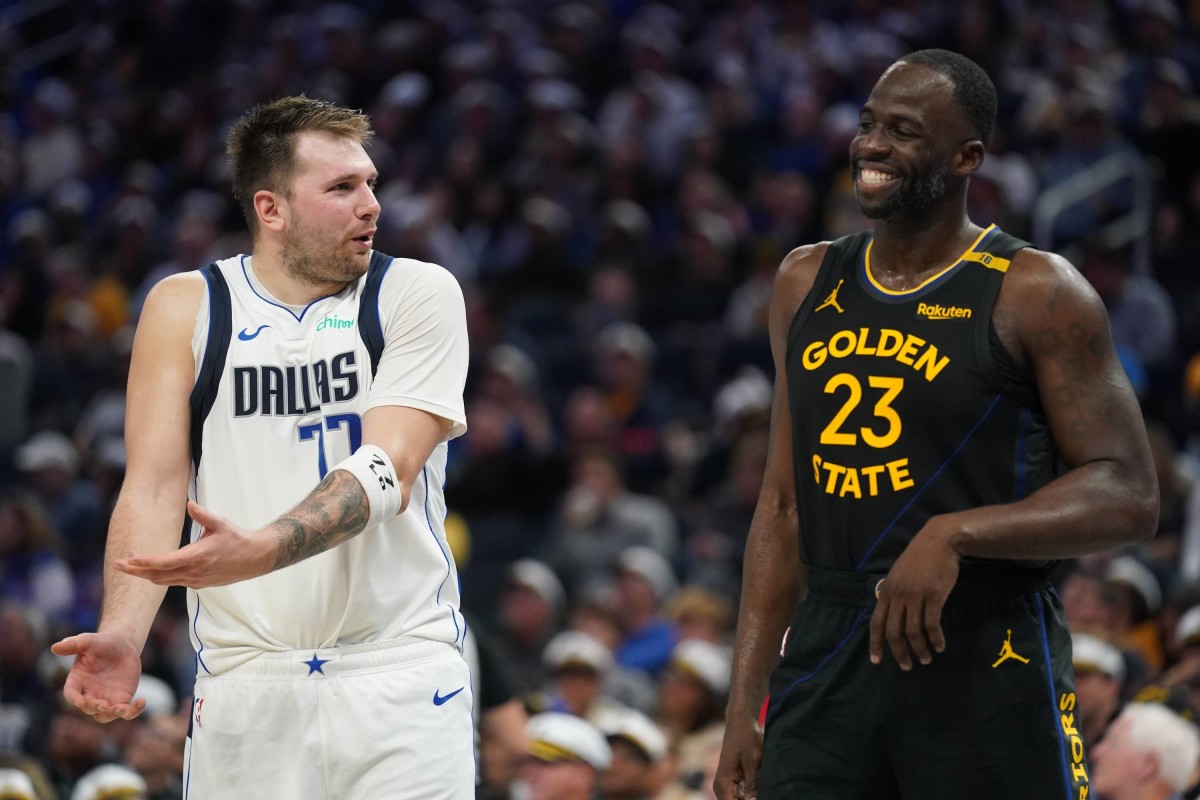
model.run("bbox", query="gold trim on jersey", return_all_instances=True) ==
[864,224,998,295]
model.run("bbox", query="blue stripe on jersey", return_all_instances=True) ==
[1035,592,1075,800]
[855,394,1002,571]
[238,255,341,322]
[357,251,393,377]
[1013,408,1030,501]
[192,591,211,675]
[422,463,463,650]
[190,264,232,471]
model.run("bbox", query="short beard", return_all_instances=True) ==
[858,165,950,223]
[280,224,365,287]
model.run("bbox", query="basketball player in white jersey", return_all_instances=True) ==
[52,96,475,798]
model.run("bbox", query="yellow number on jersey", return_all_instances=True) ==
[818,374,904,448]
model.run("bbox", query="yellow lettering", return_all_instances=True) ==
[861,465,885,496]
[886,458,914,491]
[1071,758,1088,783]
[802,341,827,370]
[854,328,877,356]
[839,467,862,498]
[1060,713,1077,737]
[914,346,950,382]
[1060,692,1076,712]
[828,331,856,359]
[1078,786,1088,799]
[812,454,822,483]
[822,461,845,493]
[876,329,904,357]
[895,334,925,367]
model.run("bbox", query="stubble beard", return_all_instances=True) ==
[858,164,951,224]
[281,221,368,288]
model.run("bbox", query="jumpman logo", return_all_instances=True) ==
[815,279,845,314]
[991,629,1030,668]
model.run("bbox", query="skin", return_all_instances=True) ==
[52,130,453,723]
[714,61,1159,800]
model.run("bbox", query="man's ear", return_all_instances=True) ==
[254,189,286,233]
[953,140,986,178]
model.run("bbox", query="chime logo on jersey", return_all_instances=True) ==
[316,312,355,332]
[233,351,359,416]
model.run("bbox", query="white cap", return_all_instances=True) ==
[70,764,146,800]
[670,639,731,696]
[597,322,655,363]
[1105,556,1162,613]
[544,631,614,675]
[508,559,566,614]
[1071,632,1125,681]
[0,769,36,799]
[595,707,668,762]
[617,546,678,604]
[136,674,177,718]
[527,712,611,770]
[1177,605,1200,648]
[15,430,79,474]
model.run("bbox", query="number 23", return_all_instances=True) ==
[819,374,903,448]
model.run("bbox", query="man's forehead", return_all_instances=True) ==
[869,62,956,110]
[293,131,373,176]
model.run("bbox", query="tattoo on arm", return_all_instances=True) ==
[272,470,371,569]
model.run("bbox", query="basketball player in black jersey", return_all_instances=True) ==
[715,50,1158,800]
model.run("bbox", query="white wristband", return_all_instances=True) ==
[332,444,402,530]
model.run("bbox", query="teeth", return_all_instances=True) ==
[860,169,896,186]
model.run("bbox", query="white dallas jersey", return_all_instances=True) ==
[185,252,468,676]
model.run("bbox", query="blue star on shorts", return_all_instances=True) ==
[303,654,330,675]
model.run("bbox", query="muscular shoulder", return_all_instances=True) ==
[376,256,467,335]
[994,246,1109,369]
[769,242,832,339]
[141,271,208,332]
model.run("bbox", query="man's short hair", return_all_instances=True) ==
[225,95,373,232]
[898,49,997,146]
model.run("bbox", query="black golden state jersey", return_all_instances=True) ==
[786,225,1060,574]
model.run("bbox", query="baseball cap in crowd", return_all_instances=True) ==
[595,708,668,763]
[508,559,566,615]
[670,639,731,697]
[0,769,36,800]
[70,764,146,800]
[1176,605,1200,649]
[1071,632,1125,681]
[527,712,612,770]
[617,546,678,604]
[135,674,177,719]
[15,430,79,474]
[544,630,614,675]
[1105,556,1162,614]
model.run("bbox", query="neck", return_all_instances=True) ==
[251,240,352,306]
[868,197,981,285]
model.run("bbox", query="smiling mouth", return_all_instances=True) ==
[858,167,899,188]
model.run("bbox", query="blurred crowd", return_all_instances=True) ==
[2,0,1200,798]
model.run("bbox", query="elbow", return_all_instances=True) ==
[1129,493,1160,544]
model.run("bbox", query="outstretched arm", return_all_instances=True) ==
[868,249,1159,669]
[52,272,204,721]
[715,245,824,800]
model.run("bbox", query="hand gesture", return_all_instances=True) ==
[116,500,275,588]
[51,632,145,723]
[868,521,960,670]
[713,714,764,800]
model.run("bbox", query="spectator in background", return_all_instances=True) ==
[535,630,626,725]
[69,763,145,800]
[1090,702,1200,800]
[614,546,681,677]
[1072,632,1127,758]
[493,559,567,697]
[658,640,729,783]
[1108,555,1168,673]
[521,712,611,800]
[0,495,74,623]
[596,707,672,800]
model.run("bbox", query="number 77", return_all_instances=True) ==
[297,413,363,479]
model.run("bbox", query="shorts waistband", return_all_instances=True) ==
[804,564,1052,607]
[215,636,458,679]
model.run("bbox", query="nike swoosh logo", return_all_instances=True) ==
[432,687,464,706]
[238,325,270,341]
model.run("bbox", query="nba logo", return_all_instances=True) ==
[195,697,204,728]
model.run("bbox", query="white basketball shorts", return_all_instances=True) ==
[182,637,475,799]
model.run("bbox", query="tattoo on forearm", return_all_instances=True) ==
[272,471,372,569]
